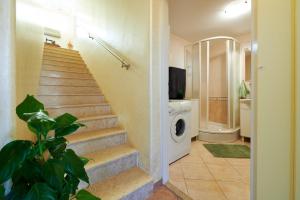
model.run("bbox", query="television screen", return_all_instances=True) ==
[169,67,186,100]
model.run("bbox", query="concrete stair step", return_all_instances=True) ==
[41,70,93,79]
[42,65,89,73]
[39,85,101,95]
[43,51,83,60]
[78,115,118,133]
[47,103,111,118]
[43,55,83,63]
[43,59,86,68]
[40,76,97,87]
[86,167,153,200]
[67,127,127,155]
[43,56,86,65]
[82,144,138,185]
[44,45,79,54]
[37,94,105,106]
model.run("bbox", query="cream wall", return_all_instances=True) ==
[254,0,294,199]
[296,0,300,198]
[150,0,169,182]
[169,34,190,69]
[0,0,16,147]
[73,0,151,173]
[15,1,44,140]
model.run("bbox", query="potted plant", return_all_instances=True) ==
[0,95,100,200]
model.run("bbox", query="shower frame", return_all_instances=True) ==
[186,36,241,139]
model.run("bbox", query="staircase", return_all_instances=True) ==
[38,44,153,200]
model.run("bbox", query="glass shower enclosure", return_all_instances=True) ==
[185,37,241,142]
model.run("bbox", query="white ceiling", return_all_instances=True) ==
[169,0,251,42]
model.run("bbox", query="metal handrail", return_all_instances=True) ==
[88,33,130,70]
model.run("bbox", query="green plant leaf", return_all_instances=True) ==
[46,137,67,158]
[65,174,80,195]
[0,140,33,183]
[62,149,89,183]
[42,159,65,191]
[76,189,100,200]
[54,113,84,137]
[0,184,4,199]
[80,156,90,166]
[55,123,84,137]
[16,95,44,121]
[27,111,56,138]
[6,182,30,200]
[24,183,57,200]
[55,113,77,127]
[12,159,43,184]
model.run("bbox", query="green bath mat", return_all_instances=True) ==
[203,144,250,158]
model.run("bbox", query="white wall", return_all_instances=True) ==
[169,34,190,69]
[150,0,169,182]
[0,0,16,147]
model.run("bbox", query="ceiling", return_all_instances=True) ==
[169,0,251,42]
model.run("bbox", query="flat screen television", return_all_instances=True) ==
[169,67,186,100]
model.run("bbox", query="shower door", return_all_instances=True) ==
[199,37,240,131]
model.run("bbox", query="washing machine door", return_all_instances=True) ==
[170,114,187,143]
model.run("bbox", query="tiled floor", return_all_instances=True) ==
[169,140,250,200]
[147,185,181,200]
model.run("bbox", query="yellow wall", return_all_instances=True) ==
[255,0,294,199]
[296,0,300,198]
[73,0,151,172]
[0,0,16,147]
[15,2,44,140]
[169,34,190,69]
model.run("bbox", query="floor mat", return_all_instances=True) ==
[203,144,250,158]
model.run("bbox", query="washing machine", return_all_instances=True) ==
[168,100,192,164]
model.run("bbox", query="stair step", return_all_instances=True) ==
[47,103,111,117]
[41,70,93,79]
[87,167,153,200]
[43,59,86,68]
[43,55,83,63]
[78,115,118,133]
[37,94,105,106]
[42,65,89,73]
[44,45,79,54]
[44,48,80,57]
[40,76,97,87]
[43,56,86,65]
[43,51,83,60]
[39,85,101,95]
[83,144,138,185]
[67,127,127,155]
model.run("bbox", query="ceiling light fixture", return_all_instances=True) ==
[222,0,251,19]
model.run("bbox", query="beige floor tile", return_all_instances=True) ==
[232,165,250,184]
[169,163,184,181]
[181,163,214,181]
[217,181,250,200]
[207,163,243,182]
[177,153,204,164]
[226,158,250,167]
[169,179,188,194]
[185,180,227,200]
[201,152,230,166]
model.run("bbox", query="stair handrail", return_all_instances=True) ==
[88,33,130,70]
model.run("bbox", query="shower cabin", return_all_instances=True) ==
[185,37,241,142]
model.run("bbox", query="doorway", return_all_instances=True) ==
[164,1,253,199]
